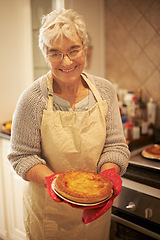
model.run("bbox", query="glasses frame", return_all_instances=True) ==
[47,47,83,63]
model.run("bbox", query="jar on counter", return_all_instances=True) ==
[124,122,133,141]
[124,91,135,121]
[121,116,127,135]
[132,126,140,140]
[147,98,156,136]
[147,98,156,125]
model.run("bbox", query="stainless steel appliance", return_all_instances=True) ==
[110,146,160,240]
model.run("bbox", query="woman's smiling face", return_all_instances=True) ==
[46,34,86,85]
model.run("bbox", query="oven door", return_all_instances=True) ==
[110,207,160,240]
[110,182,160,240]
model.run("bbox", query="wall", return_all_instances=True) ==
[65,0,105,77]
[0,0,33,124]
[104,0,160,127]
[31,0,52,80]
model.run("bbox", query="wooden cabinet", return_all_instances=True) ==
[0,138,27,240]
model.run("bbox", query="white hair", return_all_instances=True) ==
[39,8,89,58]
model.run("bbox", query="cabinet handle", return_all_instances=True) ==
[145,208,153,219]
[126,202,136,211]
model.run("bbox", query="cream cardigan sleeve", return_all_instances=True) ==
[8,76,48,180]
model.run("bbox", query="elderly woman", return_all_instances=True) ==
[8,8,130,240]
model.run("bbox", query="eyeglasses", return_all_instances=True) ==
[47,47,83,63]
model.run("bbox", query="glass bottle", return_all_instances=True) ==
[136,89,148,136]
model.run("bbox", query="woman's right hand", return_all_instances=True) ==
[45,173,64,202]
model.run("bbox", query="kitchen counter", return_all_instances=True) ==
[130,146,160,170]
[124,145,160,189]
[0,132,10,140]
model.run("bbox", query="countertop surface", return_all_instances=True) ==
[124,145,160,189]
[130,145,160,170]
[0,132,10,140]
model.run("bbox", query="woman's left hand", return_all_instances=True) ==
[82,168,122,224]
[100,168,122,198]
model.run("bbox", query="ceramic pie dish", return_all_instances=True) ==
[142,144,160,160]
[52,170,113,206]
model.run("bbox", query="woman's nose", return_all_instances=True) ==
[61,55,73,65]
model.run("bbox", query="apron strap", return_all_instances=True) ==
[81,73,103,102]
[46,71,103,111]
[46,71,54,111]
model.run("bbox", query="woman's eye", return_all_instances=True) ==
[71,49,79,53]
[52,53,60,57]
[69,49,80,56]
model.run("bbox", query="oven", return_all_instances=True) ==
[110,145,160,240]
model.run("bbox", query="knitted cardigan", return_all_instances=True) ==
[8,72,130,179]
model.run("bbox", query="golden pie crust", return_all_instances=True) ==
[53,170,113,204]
[142,145,160,159]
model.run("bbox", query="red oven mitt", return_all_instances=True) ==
[82,168,122,224]
[45,173,92,207]
[45,173,64,202]
[45,173,93,209]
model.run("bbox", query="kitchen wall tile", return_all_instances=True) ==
[145,0,160,31]
[131,52,155,83]
[155,99,160,127]
[118,36,142,65]
[106,0,125,14]
[118,67,141,91]
[105,41,128,79]
[106,0,141,32]
[131,0,153,14]
[145,34,160,71]
[105,0,160,127]
[114,1,141,32]
[131,18,155,48]
[105,15,128,50]
[144,70,160,102]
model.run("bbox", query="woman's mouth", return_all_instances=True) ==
[60,66,77,72]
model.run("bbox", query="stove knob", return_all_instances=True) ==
[126,202,136,211]
[145,208,153,219]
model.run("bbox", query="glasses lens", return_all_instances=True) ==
[68,48,82,59]
[48,52,63,62]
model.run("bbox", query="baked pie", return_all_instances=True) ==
[53,170,113,204]
[142,145,160,160]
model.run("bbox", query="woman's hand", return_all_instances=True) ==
[100,163,120,174]
[45,173,64,202]
[26,164,54,186]
[82,167,122,224]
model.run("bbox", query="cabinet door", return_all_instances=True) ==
[0,140,8,238]
[1,139,27,240]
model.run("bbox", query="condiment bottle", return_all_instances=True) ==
[130,95,138,125]
[147,98,156,125]
[124,91,135,121]
[147,98,156,136]
[125,122,133,141]
[136,89,148,136]
[121,116,127,135]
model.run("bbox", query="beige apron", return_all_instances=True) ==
[23,71,111,240]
